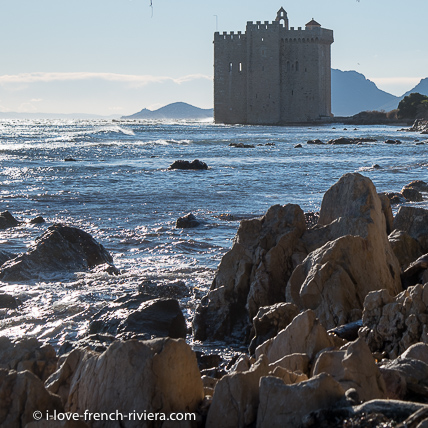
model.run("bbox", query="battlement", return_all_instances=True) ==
[214,31,246,41]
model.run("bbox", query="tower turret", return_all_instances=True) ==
[275,7,289,30]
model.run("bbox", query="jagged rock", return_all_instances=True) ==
[249,302,299,355]
[0,337,57,382]
[360,284,428,359]
[288,173,402,330]
[29,216,45,225]
[401,254,428,288]
[176,213,201,228]
[193,204,306,343]
[205,355,270,428]
[255,309,334,363]
[169,159,208,170]
[58,334,116,356]
[267,353,310,375]
[0,224,116,282]
[389,229,423,271]
[256,373,345,428]
[47,339,203,427]
[393,206,428,253]
[88,294,186,340]
[0,210,20,229]
[405,180,428,192]
[0,369,62,428]
[294,143,302,148]
[312,338,387,401]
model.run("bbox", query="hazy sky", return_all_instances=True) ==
[0,0,427,115]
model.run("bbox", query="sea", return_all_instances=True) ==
[0,118,427,354]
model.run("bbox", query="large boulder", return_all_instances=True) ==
[360,283,428,359]
[0,210,20,229]
[389,229,423,271]
[312,338,387,401]
[47,339,204,428]
[393,206,428,253]
[0,369,62,428]
[287,173,402,329]
[193,204,306,343]
[0,224,117,281]
[256,373,345,428]
[255,310,335,363]
[88,294,187,340]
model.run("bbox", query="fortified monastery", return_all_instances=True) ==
[214,8,334,125]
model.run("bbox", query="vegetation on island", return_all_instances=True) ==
[397,92,428,120]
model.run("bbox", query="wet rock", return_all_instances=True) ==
[328,319,363,342]
[389,229,423,271]
[64,157,77,162]
[255,309,334,363]
[360,284,428,359]
[29,215,45,224]
[0,210,20,229]
[312,338,387,401]
[0,369,63,428]
[47,338,204,425]
[88,294,187,340]
[294,143,302,148]
[176,212,201,228]
[289,173,402,329]
[0,224,116,282]
[405,180,428,192]
[393,206,428,253]
[249,302,299,355]
[402,187,423,202]
[169,159,208,170]
[257,373,345,428]
[0,293,21,309]
[307,139,324,145]
[0,250,16,266]
[0,337,58,382]
[193,204,306,343]
[327,137,356,145]
[206,355,270,428]
[385,139,402,144]
[383,191,408,205]
[138,279,191,299]
[196,352,222,371]
[229,142,255,148]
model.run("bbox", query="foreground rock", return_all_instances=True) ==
[46,338,204,428]
[287,173,402,329]
[0,224,117,281]
[169,159,208,170]
[88,294,187,340]
[193,204,306,342]
[0,369,62,428]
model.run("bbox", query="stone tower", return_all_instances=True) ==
[214,8,334,124]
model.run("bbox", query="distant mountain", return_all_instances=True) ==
[402,77,428,98]
[331,69,400,116]
[121,102,213,120]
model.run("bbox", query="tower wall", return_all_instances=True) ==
[214,10,334,125]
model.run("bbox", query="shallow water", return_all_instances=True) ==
[0,118,427,352]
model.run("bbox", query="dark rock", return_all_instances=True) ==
[404,180,428,192]
[196,352,222,371]
[382,192,407,205]
[393,206,428,253]
[401,253,428,289]
[304,211,320,228]
[64,157,77,161]
[0,224,116,282]
[138,279,191,299]
[0,211,20,229]
[229,142,255,148]
[372,164,381,169]
[307,139,324,145]
[0,293,21,309]
[169,159,208,170]
[294,143,303,148]
[58,333,116,356]
[328,137,355,145]
[88,294,187,340]
[29,215,45,224]
[389,229,423,271]
[176,213,201,228]
[401,187,423,202]
[328,319,363,341]
[385,139,402,144]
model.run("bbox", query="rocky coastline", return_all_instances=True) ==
[2,171,428,427]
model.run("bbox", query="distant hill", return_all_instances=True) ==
[121,102,213,120]
[402,77,428,98]
[331,69,400,116]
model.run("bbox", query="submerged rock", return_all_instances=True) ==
[0,224,116,281]
[169,159,208,170]
[176,212,201,228]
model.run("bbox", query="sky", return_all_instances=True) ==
[0,0,427,116]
